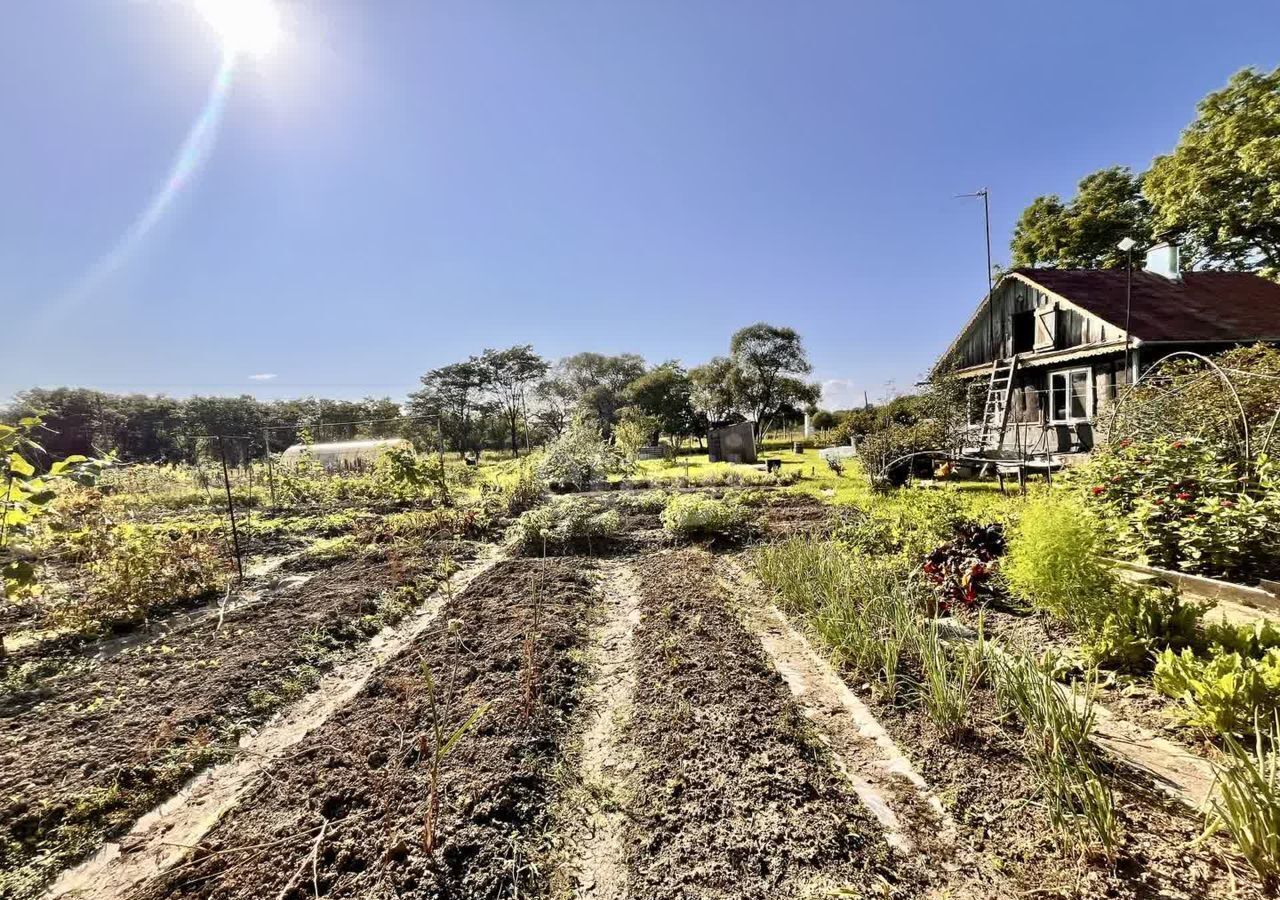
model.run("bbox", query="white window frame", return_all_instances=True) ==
[1048,366,1093,425]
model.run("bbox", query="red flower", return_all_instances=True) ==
[1176,492,1192,501]
[1091,485,1106,496]
[1171,440,1186,449]
[1153,498,1165,506]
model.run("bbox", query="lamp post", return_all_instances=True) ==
[1117,237,1137,385]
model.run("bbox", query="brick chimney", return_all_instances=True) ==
[1144,241,1181,281]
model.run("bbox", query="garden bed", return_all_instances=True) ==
[0,537,478,900]
[129,556,596,900]
[624,548,903,898]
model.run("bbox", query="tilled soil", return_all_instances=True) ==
[625,548,904,899]
[0,542,472,900]
[134,556,596,900]
[865,680,1263,899]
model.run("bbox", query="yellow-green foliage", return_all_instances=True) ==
[1154,647,1280,737]
[513,498,621,551]
[58,524,226,630]
[660,494,751,539]
[615,490,669,514]
[1002,493,1119,626]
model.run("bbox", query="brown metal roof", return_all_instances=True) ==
[1013,268,1280,342]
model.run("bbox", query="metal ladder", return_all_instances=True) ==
[977,354,1019,452]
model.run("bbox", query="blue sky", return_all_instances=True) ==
[4,1,1278,409]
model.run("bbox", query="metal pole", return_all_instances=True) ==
[1124,247,1134,385]
[263,427,277,508]
[218,436,244,581]
[982,189,995,355]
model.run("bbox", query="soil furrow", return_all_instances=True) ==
[42,546,504,900]
[717,556,954,858]
[1,540,475,900]
[126,555,598,900]
[625,547,906,899]
[551,559,643,900]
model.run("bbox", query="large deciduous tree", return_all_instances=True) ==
[541,352,647,436]
[688,357,741,430]
[479,345,549,456]
[1145,66,1280,277]
[623,363,696,445]
[1011,167,1152,269]
[407,360,490,457]
[728,323,820,446]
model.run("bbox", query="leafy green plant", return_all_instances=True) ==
[1081,589,1204,670]
[660,494,752,540]
[1154,647,1280,738]
[538,414,629,492]
[512,498,621,553]
[2,417,107,608]
[1203,717,1280,888]
[57,524,226,631]
[1081,435,1280,582]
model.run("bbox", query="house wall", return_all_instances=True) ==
[975,354,1131,455]
[951,277,1118,370]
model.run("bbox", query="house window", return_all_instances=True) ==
[1049,367,1092,424]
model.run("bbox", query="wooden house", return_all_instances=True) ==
[932,242,1280,459]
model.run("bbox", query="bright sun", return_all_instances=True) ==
[194,0,282,57]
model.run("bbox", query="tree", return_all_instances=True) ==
[624,363,696,445]
[1145,67,1280,277]
[544,352,647,436]
[688,357,741,431]
[408,360,490,457]
[479,345,549,456]
[729,323,820,446]
[1011,167,1152,269]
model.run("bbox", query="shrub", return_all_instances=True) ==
[1081,435,1280,582]
[538,415,629,491]
[513,498,622,552]
[1002,493,1119,627]
[615,490,669,514]
[57,525,226,630]
[660,494,752,540]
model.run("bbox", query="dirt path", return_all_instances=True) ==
[41,545,503,900]
[125,556,597,900]
[624,547,905,899]
[718,556,953,858]
[551,560,643,900]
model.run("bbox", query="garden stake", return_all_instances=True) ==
[218,435,244,581]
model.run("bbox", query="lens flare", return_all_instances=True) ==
[41,52,237,328]
[194,0,281,57]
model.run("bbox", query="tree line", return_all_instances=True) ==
[1010,66,1279,278]
[2,323,821,462]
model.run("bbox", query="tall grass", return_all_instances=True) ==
[992,652,1119,856]
[917,620,985,740]
[755,538,927,694]
[1204,716,1280,886]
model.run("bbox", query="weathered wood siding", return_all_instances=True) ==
[951,277,1116,370]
